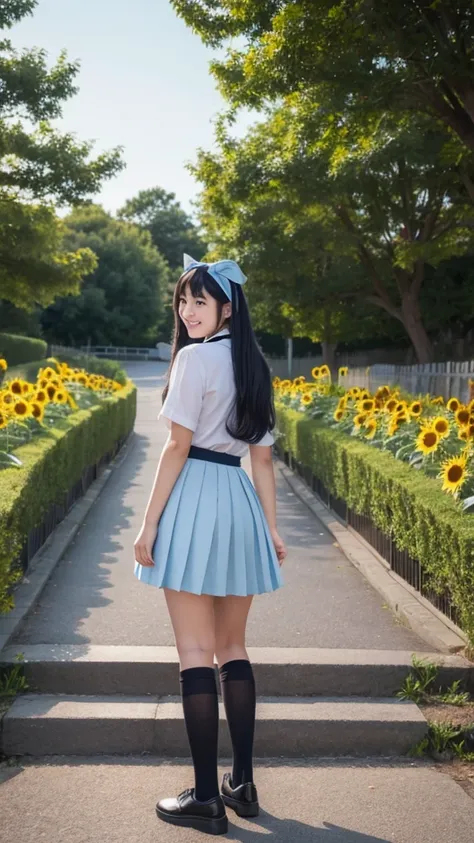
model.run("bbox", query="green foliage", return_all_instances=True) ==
[396,656,441,705]
[173,1,474,154]
[0,0,124,308]
[118,187,205,270]
[0,332,46,366]
[0,379,136,612]
[276,404,474,647]
[40,205,168,348]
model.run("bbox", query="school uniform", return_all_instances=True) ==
[134,328,284,596]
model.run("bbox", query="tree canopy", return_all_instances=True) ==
[0,0,124,308]
[40,206,168,348]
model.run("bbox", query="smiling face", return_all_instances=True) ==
[178,280,231,340]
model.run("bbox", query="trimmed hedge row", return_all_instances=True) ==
[275,404,474,650]
[0,333,47,366]
[0,380,137,612]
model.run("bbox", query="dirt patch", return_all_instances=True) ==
[420,701,474,729]
[432,759,474,799]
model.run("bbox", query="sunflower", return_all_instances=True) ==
[0,358,7,371]
[409,401,422,418]
[9,378,24,395]
[387,418,400,437]
[54,390,67,404]
[272,377,281,387]
[348,387,361,398]
[360,390,370,400]
[333,408,345,422]
[375,385,391,398]
[338,366,348,377]
[311,366,321,379]
[30,401,45,422]
[13,399,32,418]
[41,366,57,380]
[360,399,375,412]
[354,412,368,429]
[1,392,13,406]
[395,402,407,414]
[301,392,313,406]
[440,454,469,496]
[416,426,440,454]
[396,409,410,424]
[46,384,57,401]
[384,398,398,413]
[280,380,291,389]
[35,390,47,404]
[455,407,470,427]
[293,376,305,386]
[447,397,461,413]
[433,417,450,438]
[459,429,470,441]
[364,419,377,439]
[431,396,445,406]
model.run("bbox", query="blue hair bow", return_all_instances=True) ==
[183,253,247,302]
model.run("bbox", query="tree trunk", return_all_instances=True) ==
[321,340,337,377]
[400,293,434,364]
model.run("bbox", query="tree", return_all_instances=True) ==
[118,187,205,270]
[40,206,168,347]
[0,1,124,307]
[173,1,474,159]
[191,103,474,362]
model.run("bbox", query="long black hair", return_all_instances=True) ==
[162,265,275,444]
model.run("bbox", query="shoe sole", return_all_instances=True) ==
[222,793,259,818]
[156,806,228,835]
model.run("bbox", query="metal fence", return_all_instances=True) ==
[343,361,474,403]
[49,343,171,362]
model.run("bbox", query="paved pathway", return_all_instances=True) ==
[12,361,428,651]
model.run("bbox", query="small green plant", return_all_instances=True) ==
[430,721,464,754]
[435,679,471,706]
[396,655,439,704]
[0,654,29,699]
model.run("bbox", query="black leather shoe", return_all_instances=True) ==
[156,787,228,835]
[221,773,259,817]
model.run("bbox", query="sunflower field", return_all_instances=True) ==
[0,356,124,470]
[273,366,474,508]
[0,356,136,612]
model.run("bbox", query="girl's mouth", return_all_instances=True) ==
[186,320,201,328]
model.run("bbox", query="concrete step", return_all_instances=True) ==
[1,693,428,757]
[1,644,472,697]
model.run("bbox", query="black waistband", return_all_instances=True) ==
[188,445,241,467]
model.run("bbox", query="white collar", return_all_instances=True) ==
[203,328,231,343]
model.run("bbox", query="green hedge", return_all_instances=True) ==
[0,333,47,366]
[0,380,137,612]
[276,404,474,650]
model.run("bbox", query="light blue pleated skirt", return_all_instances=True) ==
[134,457,284,596]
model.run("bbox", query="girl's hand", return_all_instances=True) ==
[270,529,287,565]
[134,521,157,567]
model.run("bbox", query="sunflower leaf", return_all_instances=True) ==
[0,451,23,467]
[461,496,474,513]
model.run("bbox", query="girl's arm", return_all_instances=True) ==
[249,444,287,564]
[134,421,192,567]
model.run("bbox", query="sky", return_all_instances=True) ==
[10,0,256,218]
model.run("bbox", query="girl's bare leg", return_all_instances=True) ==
[164,588,215,669]
[214,595,253,667]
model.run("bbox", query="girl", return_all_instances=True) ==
[133,254,287,836]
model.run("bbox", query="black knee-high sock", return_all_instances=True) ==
[219,659,256,787]
[180,666,219,802]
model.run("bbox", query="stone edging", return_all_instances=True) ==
[0,432,135,653]
[276,458,469,656]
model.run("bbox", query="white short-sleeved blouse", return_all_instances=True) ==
[159,329,274,457]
